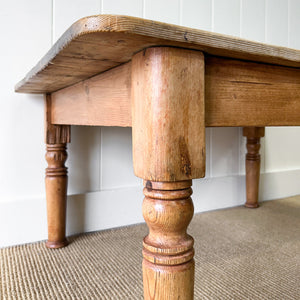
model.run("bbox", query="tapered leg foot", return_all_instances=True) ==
[45,144,68,249]
[142,180,194,300]
[243,127,265,208]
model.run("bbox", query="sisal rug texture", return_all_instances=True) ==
[1,196,299,300]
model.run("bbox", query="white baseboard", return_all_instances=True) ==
[1,169,300,248]
[260,169,300,200]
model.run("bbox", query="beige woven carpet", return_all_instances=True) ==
[1,196,299,300]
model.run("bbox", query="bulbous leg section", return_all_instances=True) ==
[142,180,195,300]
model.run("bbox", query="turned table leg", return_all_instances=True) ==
[142,180,194,299]
[243,127,265,208]
[45,144,68,248]
[44,95,70,248]
[131,47,205,299]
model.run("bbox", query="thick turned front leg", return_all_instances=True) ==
[45,94,70,248]
[243,127,265,208]
[143,180,194,299]
[132,47,205,299]
[45,144,68,248]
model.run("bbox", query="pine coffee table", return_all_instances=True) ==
[15,15,300,300]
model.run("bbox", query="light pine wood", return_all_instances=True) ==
[132,47,204,299]
[15,15,300,94]
[45,95,70,248]
[51,62,132,127]
[45,94,70,143]
[45,144,68,248]
[142,180,194,300]
[205,57,300,127]
[14,15,300,300]
[243,127,265,208]
[131,47,205,182]
[50,55,300,128]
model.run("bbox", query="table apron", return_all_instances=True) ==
[50,55,300,127]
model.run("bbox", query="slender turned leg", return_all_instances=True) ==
[131,47,205,299]
[243,127,265,208]
[45,144,68,248]
[45,94,70,248]
[143,180,194,299]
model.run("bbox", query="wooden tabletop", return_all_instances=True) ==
[15,14,300,94]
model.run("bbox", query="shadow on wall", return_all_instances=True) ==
[65,125,100,236]
[65,126,143,236]
[67,125,101,194]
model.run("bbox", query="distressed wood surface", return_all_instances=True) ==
[50,55,300,127]
[205,56,300,126]
[131,47,205,181]
[15,15,300,94]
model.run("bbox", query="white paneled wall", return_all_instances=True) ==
[181,0,212,30]
[102,0,143,16]
[145,0,180,24]
[289,0,300,49]
[241,0,265,42]
[0,0,299,247]
[211,128,240,177]
[100,127,140,189]
[266,0,288,47]
[213,0,240,35]
[0,0,52,202]
[53,0,101,41]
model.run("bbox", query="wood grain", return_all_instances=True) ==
[205,56,300,127]
[142,180,194,300]
[45,144,68,249]
[51,62,131,127]
[45,94,69,249]
[50,54,300,128]
[243,127,265,208]
[131,47,205,182]
[15,15,300,94]
[45,94,70,144]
